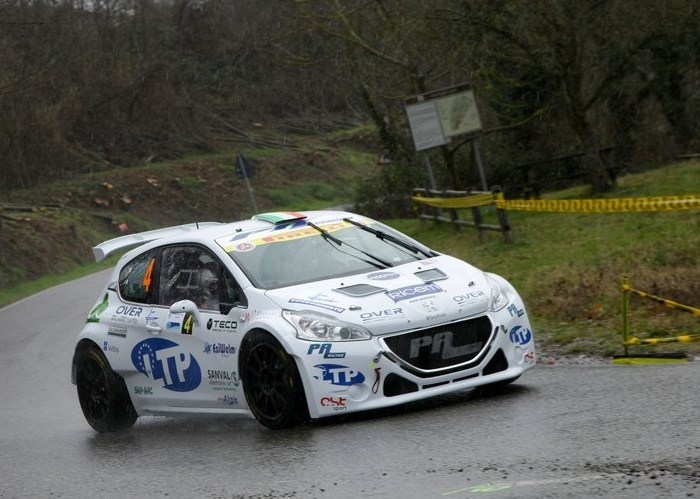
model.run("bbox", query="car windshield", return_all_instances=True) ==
[221,219,434,289]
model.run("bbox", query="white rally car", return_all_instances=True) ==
[71,210,535,430]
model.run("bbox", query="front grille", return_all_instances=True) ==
[381,316,494,374]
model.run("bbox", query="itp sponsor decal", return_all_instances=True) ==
[509,325,532,345]
[313,364,365,386]
[131,338,201,392]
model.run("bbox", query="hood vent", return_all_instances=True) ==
[334,283,386,297]
[414,268,447,282]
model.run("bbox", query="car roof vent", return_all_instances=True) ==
[252,211,307,225]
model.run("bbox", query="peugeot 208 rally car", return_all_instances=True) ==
[71,210,535,430]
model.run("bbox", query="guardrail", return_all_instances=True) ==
[620,277,700,356]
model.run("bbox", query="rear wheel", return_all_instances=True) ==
[76,344,137,432]
[240,331,309,429]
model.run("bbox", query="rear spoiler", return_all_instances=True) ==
[92,222,223,262]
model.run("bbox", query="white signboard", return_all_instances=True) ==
[405,84,482,152]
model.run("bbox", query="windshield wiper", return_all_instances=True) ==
[307,221,343,246]
[342,218,435,259]
[307,221,391,269]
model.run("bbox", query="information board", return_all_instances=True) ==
[405,83,482,152]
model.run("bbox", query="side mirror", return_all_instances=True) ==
[169,300,203,326]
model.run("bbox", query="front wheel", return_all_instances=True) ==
[75,344,137,432]
[240,331,309,429]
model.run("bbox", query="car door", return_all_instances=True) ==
[148,244,247,410]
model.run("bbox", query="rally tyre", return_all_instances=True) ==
[240,331,309,430]
[76,344,137,432]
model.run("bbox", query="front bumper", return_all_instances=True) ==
[293,308,536,419]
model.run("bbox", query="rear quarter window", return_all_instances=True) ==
[118,250,158,304]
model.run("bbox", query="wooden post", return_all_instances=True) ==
[491,186,512,243]
[621,276,630,356]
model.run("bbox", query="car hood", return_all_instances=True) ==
[264,255,493,335]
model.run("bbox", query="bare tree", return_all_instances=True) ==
[439,0,697,192]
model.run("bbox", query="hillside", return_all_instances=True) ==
[0,128,378,293]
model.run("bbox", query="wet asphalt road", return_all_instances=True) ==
[0,269,698,498]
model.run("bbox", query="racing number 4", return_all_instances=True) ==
[142,258,156,293]
[182,313,194,335]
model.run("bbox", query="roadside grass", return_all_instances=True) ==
[391,160,699,357]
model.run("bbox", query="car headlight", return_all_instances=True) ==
[485,273,510,311]
[283,310,372,341]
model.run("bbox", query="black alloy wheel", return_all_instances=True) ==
[76,345,137,432]
[240,331,309,430]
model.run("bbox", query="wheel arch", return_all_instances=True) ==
[71,338,102,384]
[238,326,304,373]
[238,327,316,422]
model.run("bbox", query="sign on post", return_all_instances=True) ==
[405,83,486,190]
[404,83,482,152]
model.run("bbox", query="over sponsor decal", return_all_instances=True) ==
[360,307,404,323]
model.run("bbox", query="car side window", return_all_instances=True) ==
[118,250,158,304]
[158,245,246,314]
[219,265,247,314]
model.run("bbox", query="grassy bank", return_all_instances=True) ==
[392,161,699,357]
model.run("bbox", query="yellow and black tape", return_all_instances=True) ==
[494,195,699,212]
[624,334,700,346]
[411,192,496,209]
[412,193,699,212]
[622,282,700,317]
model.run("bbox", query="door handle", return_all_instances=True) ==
[146,322,162,334]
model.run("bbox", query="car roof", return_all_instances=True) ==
[92,210,359,262]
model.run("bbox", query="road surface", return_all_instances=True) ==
[0,270,698,498]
